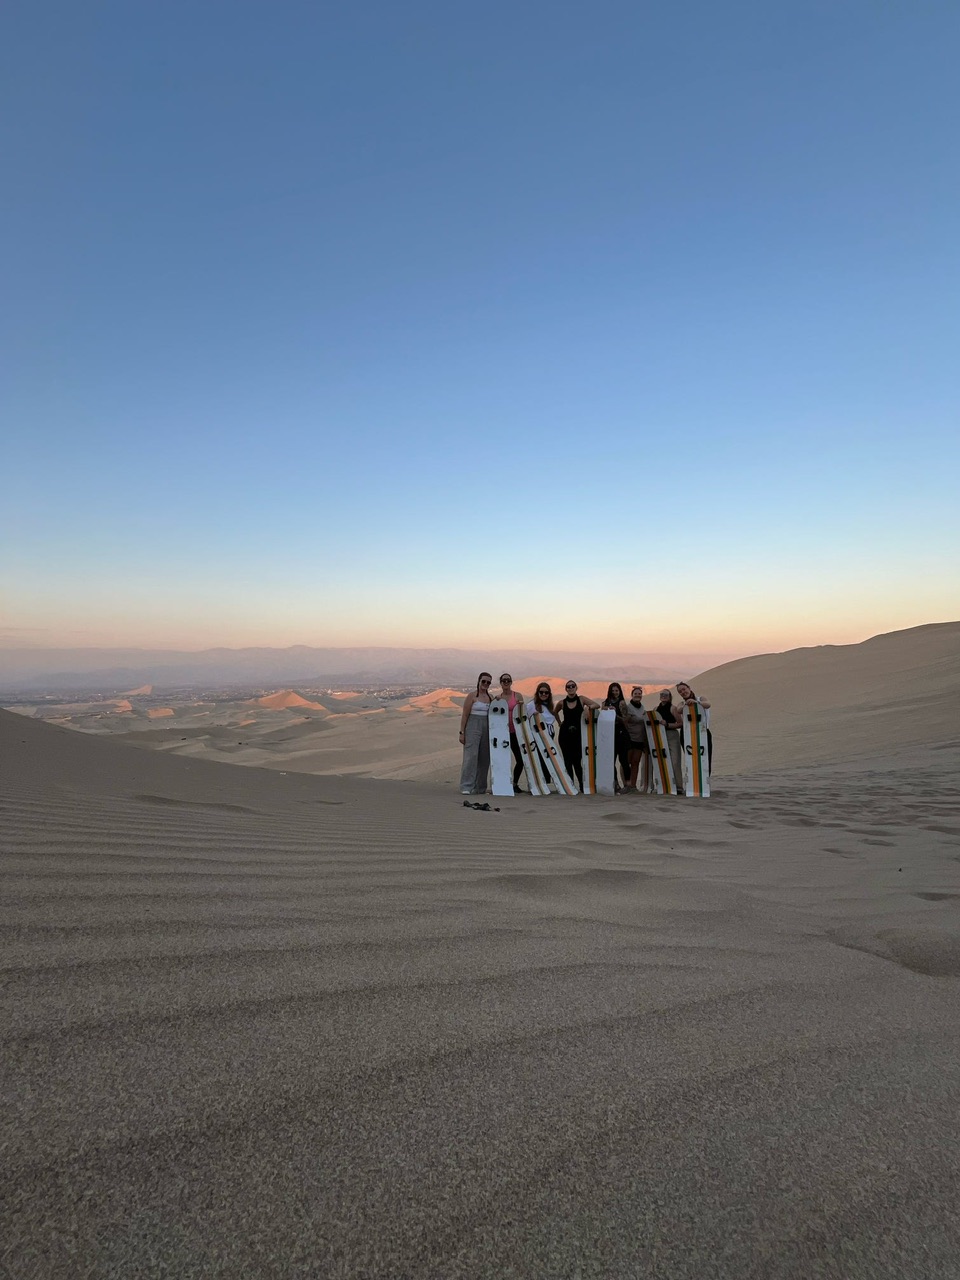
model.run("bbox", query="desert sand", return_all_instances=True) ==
[2,623,960,1277]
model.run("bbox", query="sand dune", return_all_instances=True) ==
[2,704,959,1275]
[691,620,960,774]
[247,689,327,711]
[402,687,465,711]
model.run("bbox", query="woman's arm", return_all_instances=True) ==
[459,693,475,739]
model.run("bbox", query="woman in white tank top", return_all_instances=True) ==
[458,672,493,794]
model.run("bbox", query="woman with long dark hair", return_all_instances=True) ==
[530,682,556,720]
[602,682,632,792]
[458,672,493,794]
[526,681,559,785]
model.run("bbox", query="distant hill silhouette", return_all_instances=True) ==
[0,644,716,693]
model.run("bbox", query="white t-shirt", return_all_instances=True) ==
[525,700,557,729]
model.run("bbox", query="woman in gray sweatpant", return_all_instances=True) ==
[458,672,493,794]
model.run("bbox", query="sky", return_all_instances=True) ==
[2,0,958,658]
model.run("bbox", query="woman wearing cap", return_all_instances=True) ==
[458,672,493,794]
[555,679,599,791]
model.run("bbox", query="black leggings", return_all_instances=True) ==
[510,735,524,786]
[559,732,583,789]
[614,725,631,785]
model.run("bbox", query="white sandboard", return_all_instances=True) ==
[513,703,549,796]
[580,707,597,795]
[595,708,617,796]
[681,701,711,798]
[643,710,677,796]
[530,712,579,796]
[487,698,514,796]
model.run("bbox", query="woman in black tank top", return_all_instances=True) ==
[657,691,678,726]
[556,680,598,790]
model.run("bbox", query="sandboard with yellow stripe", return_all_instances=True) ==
[681,700,711,798]
[512,702,549,796]
[643,710,678,795]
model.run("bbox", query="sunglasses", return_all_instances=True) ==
[501,677,512,683]
[565,684,576,690]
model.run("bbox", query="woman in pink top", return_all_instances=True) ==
[497,673,526,791]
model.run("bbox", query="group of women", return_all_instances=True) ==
[458,673,710,796]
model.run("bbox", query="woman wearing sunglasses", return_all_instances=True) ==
[458,672,493,794]
[555,680,599,790]
[525,682,559,781]
[497,673,526,791]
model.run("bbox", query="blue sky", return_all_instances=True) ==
[2,0,957,655]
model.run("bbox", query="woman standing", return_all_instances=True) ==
[657,689,685,792]
[458,672,493,794]
[497,673,526,791]
[526,682,559,782]
[602,682,632,792]
[620,686,650,792]
[676,681,713,772]
[555,679,599,791]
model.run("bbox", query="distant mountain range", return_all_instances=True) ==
[0,644,735,694]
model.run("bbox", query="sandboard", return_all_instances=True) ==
[681,701,711,798]
[530,711,579,796]
[487,698,514,796]
[580,707,597,795]
[643,710,677,796]
[512,702,549,796]
[595,708,617,796]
